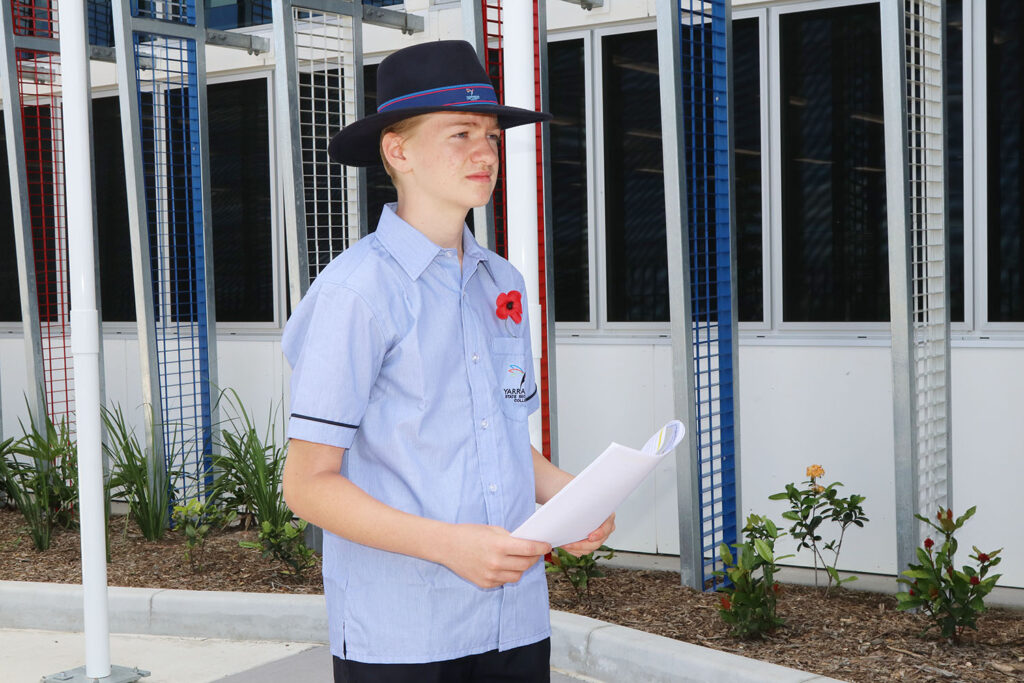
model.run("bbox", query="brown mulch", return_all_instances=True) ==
[2,508,1023,682]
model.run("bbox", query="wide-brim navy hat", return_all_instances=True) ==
[328,40,551,167]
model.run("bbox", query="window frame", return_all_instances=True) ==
[731,8,772,331]
[548,28,599,334]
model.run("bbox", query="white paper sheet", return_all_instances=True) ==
[512,420,685,548]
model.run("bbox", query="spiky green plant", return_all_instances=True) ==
[103,404,172,540]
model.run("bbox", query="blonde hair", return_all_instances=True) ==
[379,115,425,186]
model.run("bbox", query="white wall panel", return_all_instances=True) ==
[950,348,1024,588]
[0,336,30,438]
[739,345,898,575]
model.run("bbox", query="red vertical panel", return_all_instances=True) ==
[10,1,74,431]
[481,0,508,258]
[532,0,552,462]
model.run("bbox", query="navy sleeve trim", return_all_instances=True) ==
[291,413,359,430]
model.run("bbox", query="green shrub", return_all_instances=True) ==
[715,514,792,638]
[210,389,290,531]
[171,498,235,572]
[0,408,80,551]
[895,506,1002,642]
[546,546,616,603]
[769,464,868,593]
[240,519,316,577]
[103,405,173,540]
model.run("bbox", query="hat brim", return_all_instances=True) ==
[327,103,552,167]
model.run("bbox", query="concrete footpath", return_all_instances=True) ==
[0,580,846,683]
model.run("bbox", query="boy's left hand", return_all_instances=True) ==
[558,513,615,557]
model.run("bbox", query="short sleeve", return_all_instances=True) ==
[284,283,386,449]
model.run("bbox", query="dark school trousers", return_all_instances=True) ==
[333,638,551,683]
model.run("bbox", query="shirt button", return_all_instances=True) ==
[472,353,479,363]
[481,418,489,429]
[488,483,498,493]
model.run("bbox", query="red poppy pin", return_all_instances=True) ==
[496,290,523,330]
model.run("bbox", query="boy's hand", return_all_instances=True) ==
[558,513,616,557]
[442,524,551,589]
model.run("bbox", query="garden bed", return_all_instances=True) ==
[1,508,1021,682]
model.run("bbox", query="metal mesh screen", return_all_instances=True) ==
[680,0,736,589]
[8,0,75,431]
[293,8,358,282]
[132,29,213,502]
[905,0,950,523]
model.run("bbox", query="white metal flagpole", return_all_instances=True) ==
[58,1,110,679]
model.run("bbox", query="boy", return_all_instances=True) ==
[281,40,614,682]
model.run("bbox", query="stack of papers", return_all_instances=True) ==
[512,420,686,547]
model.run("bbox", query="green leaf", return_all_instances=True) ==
[753,538,773,563]
[719,542,734,567]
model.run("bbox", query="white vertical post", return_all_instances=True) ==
[59,2,110,679]
[503,0,543,448]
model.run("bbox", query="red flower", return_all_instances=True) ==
[719,595,731,610]
[772,582,781,594]
[496,290,523,324]
[924,537,934,550]
[946,566,954,578]
[977,552,990,563]
[908,589,915,596]
[970,575,980,586]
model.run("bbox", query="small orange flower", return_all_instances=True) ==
[719,595,732,610]
[806,464,825,479]
[812,484,825,494]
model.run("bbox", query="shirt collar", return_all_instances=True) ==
[375,203,492,280]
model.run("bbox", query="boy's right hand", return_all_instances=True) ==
[440,524,551,589]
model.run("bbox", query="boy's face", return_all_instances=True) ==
[391,111,501,213]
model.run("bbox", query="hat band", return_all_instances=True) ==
[377,83,499,113]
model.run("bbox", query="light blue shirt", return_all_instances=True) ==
[282,204,548,664]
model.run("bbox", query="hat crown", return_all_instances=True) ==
[376,40,495,113]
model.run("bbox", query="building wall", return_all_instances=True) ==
[1,0,1021,590]
[554,339,1024,588]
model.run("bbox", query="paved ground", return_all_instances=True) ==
[2,629,599,682]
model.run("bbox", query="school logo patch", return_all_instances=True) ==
[502,364,529,403]
[465,87,480,102]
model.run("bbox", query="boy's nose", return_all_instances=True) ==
[472,137,499,165]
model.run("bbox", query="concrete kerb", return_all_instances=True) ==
[0,581,846,683]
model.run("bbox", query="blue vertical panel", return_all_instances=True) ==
[680,0,737,589]
[130,0,213,502]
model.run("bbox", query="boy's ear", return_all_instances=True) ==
[381,131,411,173]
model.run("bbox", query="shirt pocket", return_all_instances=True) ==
[490,336,533,422]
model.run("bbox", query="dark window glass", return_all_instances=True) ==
[363,63,397,231]
[205,0,272,30]
[733,18,763,323]
[987,0,1024,322]
[0,112,22,322]
[603,30,668,322]
[946,0,965,323]
[208,78,274,322]
[21,105,60,323]
[780,6,888,322]
[549,39,589,323]
[92,96,136,322]
[88,0,115,48]
[164,86,201,323]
